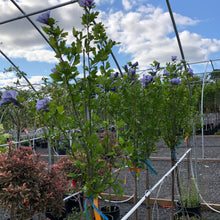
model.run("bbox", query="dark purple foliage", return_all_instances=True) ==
[36,11,50,25]
[0,90,19,107]
[78,0,95,7]
[169,78,181,85]
[36,98,50,111]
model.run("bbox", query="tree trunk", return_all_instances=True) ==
[146,166,151,220]
[171,150,175,220]
[134,163,138,220]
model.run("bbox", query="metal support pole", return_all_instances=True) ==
[201,62,210,158]
[166,0,185,61]
[0,49,37,93]
[0,0,78,25]
[10,0,56,54]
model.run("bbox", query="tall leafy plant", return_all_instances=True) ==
[115,62,162,220]
[37,1,124,211]
[159,56,197,219]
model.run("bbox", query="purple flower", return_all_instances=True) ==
[169,78,181,85]
[155,62,160,70]
[180,59,185,63]
[173,71,178,76]
[140,75,154,86]
[124,65,128,72]
[171,56,177,61]
[36,11,50,25]
[132,62,139,68]
[110,80,118,92]
[0,90,20,107]
[36,98,50,111]
[110,72,119,79]
[78,0,95,7]
[163,69,170,76]
[51,68,57,73]
[187,67,194,76]
[110,86,117,92]
[128,68,136,78]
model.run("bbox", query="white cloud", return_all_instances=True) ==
[0,0,83,63]
[96,0,115,5]
[0,71,44,90]
[122,0,132,11]
[100,4,220,68]
[1,0,220,74]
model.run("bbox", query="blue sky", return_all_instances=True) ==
[1,0,220,89]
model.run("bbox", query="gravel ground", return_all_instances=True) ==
[1,136,220,220]
[97,136,220,219]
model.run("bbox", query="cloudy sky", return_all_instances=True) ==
[1,0,220,88]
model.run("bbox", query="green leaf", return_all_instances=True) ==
[56,105,64,114]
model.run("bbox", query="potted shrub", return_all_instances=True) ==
[175,178,201,218]
[56,155,84,214]
[157,56,198,219]
[36,1,125,219]
[0,142,68,220]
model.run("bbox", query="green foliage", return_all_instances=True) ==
[0,88,37,147]
[180,178,200,207]
[0,124,10,153]
[38,3,124,198]
[159,59,198,150]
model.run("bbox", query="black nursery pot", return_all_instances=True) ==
[45,193,84,220]
[101,205,120,220]
[174,210,201,219]
[102,214,114,220]
[45,211,66,220]
[176,201,201,218]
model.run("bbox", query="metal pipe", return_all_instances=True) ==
[166,0,185,61]
[201,62,210,158]
[10,0,56,53]
[121,149,192,220]
[0,0,78,25]
[0,49,37,93]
